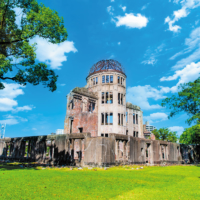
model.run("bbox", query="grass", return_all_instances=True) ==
[0,163,200,200]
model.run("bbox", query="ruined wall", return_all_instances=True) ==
[64,92,98,137]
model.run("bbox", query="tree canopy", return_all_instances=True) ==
[0,0,68,91]
[161,77,200,125]
[179,124,200,145]
[152,128,178,143]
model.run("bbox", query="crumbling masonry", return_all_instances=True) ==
[0,60,199,166]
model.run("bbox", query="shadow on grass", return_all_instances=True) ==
[0,163,42,171]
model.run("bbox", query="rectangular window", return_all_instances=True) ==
[136,132,138,137]
[118,113,120,125]
[121,77,123,85]
[118,93,120,104]
[102,75,105,83]
[102,92,104,104]
[121,114,123,126]
[105,134,108,137]
[118,76,120,84]
[109,113,113,125]
[101,133,104,137]
[96,77,98,84]
[136,114,138,124]
[110,92,113,104]
[126,112,128,123]
[126,130,128,135]
[105,113,108,125]
[106,92,109,103]
[106,75,109,83]
[133,131,135,137]
[110,75,113,83]
[78,127,83,133]
[92,103,95,111]
[133,114,135,124]
[93,78,95,85]
[101,113,104,125]
[121,94,123,105]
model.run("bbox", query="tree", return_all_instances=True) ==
[0,0,68,91]
[161,77,200,125]
[180,124,200,145]
[152,128,178,143]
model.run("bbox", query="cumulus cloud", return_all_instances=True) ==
[0,83,34,112]
[143,112,168,123]
[169,126,184,136]
[165,0,200,32]
[114,13,148,29]
[31,36,77,70]
[126,85,168,110]
[107,6,114,15]
[160,62,200,92]
[0,115,28,125]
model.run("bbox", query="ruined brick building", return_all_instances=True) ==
[64,59,143,138]
[1,60,199,166]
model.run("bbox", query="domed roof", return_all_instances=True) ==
[88,59,125,76]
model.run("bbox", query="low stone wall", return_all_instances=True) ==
[0,133,199,166]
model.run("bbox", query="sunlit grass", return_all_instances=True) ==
[0,163,199,199]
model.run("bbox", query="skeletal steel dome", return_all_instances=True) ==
[88,59,125,76]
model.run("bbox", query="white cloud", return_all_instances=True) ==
[119,5,126,12]
[31,36,77,70]
[142,44,165,65]
[165,0,200,32]
[32,128,37,131]
[141,3,150,10]
[160,61,200,92]
[169,126,184,136]
[59,83,66,86]
[111,0,114,2]
[126,85,167,110]
[0,115,28,125]
[114,13,148,29]
[0,83,34,112]
[107,6,114,15]
[118,42,121,45]
[144,112,168,123]
[170,27,200,69]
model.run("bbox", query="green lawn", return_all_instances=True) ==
[0,163,199,199]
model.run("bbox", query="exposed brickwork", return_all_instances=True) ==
[64,92,98,137]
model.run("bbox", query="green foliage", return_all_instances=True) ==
[152,128,178,142]
[161,77,200,125]
[0,0,68,91]
[180,124,200,145]
[0,164,200,199]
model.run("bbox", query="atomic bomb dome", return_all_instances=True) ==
[88,59,126,76]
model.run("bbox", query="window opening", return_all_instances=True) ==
[102,75,105,83]
[105,134,108,137]
[106,92,109,103]
[106,75,109,83]
[136,132,138,137]
[126,112,128,123]
[133,114,135,124]
[78,127,83,133]
[101,113,104,125]
[70,119,73,133]
[96,77,98,84]
[118,93,120,104]
[121,77,123,85]
[109,113,113,125]
[136,114,138,124]
[121,94,123,105]
[110,75,113,83]
[105,113,108,125]
[101,133,104,137]
[133,131,135,137]
[126,130,128,135]
[118,113,120,125]
[121,114,123,126]
[93,78,95,85]
[110,92,113,104]
[102,92,104,104]
[118,76,120,84]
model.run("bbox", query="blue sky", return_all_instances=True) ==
[1,0,200,137]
